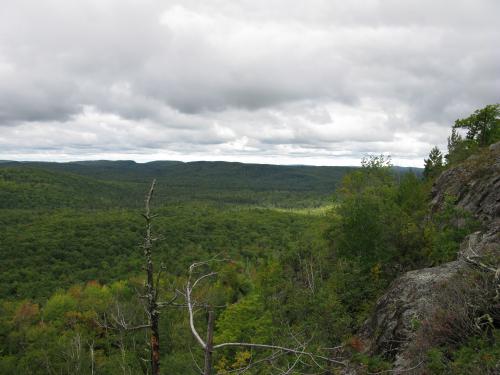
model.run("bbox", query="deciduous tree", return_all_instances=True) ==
[453,104,500,147]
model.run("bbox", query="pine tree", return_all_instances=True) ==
[424,146,443,179]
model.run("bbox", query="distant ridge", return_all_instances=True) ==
[0,160,422,209]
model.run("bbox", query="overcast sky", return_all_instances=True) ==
[1,0,499,166]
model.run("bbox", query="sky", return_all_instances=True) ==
[0,0,499,167]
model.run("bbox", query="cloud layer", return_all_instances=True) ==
[1,0,499,166]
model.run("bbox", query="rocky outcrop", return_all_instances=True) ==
[356,142,500,373]
[431,141,500,222]
[358,262,462,361]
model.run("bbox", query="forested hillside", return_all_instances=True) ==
[1,161,421,208]
[0,105,498,374]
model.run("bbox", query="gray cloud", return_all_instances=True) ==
[0,0,499,166]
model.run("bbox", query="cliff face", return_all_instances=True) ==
[430,141,500,223]
[356,142,500,372]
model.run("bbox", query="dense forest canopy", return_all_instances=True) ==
[0,104,498,374]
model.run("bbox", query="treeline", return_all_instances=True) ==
[1,159,423,210]
[0,161,357,209]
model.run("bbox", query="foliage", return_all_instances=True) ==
[424,146,444,179]
[444,103,500,165]
[351,353,392,373]
[445,128,474,165]
[328,156,427,274]
[426,330,500,375]
[322,156,432,336]
[0,205,325,300]
[215,293,274,344]
[0,282,148,375]
[423,195,480,265]
[453,104,500,147]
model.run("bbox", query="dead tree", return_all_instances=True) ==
[183,258,347,375]
[143,179,161,375]
[98,179,177,375]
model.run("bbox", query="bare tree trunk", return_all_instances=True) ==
[203,309,215,375]
[150,311,160,375]
[143,179,160,375]
[89,341,95,375]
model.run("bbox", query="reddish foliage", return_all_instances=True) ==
[347,336,365,352]
[13,301,39,324]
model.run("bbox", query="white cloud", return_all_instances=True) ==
[0,0,499,166]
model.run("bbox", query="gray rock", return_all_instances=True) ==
[358,262,463,364]
[430,142,500,222]
[489,141,500,153]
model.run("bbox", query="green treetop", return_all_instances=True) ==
[453,104,500,147]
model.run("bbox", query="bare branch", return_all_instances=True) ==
[212,342,346,366]
[367,360,424,374]
[192,272,217,292]
[182,258,347,373]
[189,346,203,374]
[186,268,207,349]
[144,179,156,219]
[157,290,180,308]
[464,236,498,274]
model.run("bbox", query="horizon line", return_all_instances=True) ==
[0,158,423,169]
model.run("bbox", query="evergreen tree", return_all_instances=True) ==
[446,128,462,160]
[424,146,443,179]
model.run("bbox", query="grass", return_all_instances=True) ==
[267,204,337,216]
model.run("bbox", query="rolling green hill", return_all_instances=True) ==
[0,167,137,209]
[0,160,421,209]
[1,160,353,188]
[0,161,354,208]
